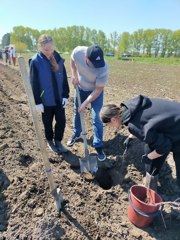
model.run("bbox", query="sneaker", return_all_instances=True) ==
[47,140,58,153]
[67,133,81,147]
[95,147,106,162]
[55,141,68,153]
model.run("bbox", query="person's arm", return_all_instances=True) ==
[78,64,108,112]
[78,86,104,112]
[29,61,41,104]
[70,58,79,87]
[141,150,163,170]
[62,65,70,99]
[145,130,172,159]
[147,150,162,160]
[142,131,171,168]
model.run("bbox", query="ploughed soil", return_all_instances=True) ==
[0,59,180,240]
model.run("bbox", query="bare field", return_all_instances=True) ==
[0,59,180,240]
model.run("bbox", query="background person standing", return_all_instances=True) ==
[10,47,17,66]
[0,49,3,61]
[5,47,11,65]
[29,34,70,153]
[67,45,109,161]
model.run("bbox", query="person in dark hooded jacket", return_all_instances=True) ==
[100,95,180,191]
[29,34,70,153]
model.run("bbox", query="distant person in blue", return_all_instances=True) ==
[67,45,109,161]
[0,49,3,60]
[29,34,70,154]
[100,95,180,191]
[5,47,11,65]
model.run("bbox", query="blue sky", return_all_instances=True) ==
[0,0,179,40]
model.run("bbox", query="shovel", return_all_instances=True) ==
[18,56,63,212]
[76,87,98,173]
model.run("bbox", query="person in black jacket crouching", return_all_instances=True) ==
[100,95,180,191]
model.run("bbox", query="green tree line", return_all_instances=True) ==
[1,25,180,57]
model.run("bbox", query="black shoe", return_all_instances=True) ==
[67,133,81,147]
[55,141,68,153]
[47,140,58,153]
[95,147,106,162]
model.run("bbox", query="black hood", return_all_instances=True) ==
[121,95,151,124]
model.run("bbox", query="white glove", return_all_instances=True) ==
[62,98,69,108]
[35,104,44,113]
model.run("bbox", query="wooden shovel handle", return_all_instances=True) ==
[76,87,89,158]
[18,57,58,193]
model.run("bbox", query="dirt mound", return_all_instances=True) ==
[0,62,180,240]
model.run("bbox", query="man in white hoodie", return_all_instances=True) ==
[10,47,16,66]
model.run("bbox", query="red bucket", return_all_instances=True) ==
[128,185,162,228]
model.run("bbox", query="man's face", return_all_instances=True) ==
[41,42,54,59]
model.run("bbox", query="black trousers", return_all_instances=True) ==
[144,144,180,180]
[42,106,66,142]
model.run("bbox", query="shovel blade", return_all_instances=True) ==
[79,155,98,173]
[52,188,64,212]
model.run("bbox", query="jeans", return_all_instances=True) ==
[73,87,104,148]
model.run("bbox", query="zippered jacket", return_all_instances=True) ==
[30,51,69,106]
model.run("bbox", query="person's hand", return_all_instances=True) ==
[78,102,86,113]
[78,97,90,113]
[71,76,79,87]
[35,104,44,113]
[141,154,152,173]
[62,98,69,108]
[123,137,132,149]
